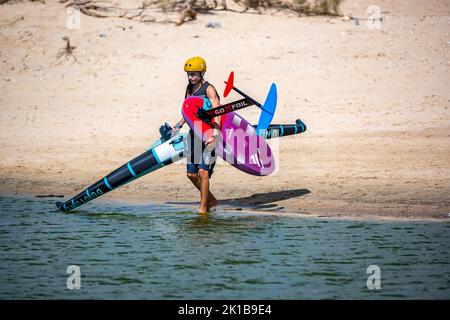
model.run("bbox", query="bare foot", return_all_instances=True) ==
[197,207,209,215]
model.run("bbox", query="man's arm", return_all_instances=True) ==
[171,118,185,135]
[206,86,221,139]
[172,87,190,132]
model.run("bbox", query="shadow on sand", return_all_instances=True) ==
[167,188,311,212]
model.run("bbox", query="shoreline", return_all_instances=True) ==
[2,190,449,223]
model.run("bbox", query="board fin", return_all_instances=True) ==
[223,71,234,97]
[256,83,277,135]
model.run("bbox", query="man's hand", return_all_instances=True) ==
[205,136,216,148]
[171,125,180,135]
[172,120,184,135]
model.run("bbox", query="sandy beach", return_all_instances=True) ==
[0,0,449,220]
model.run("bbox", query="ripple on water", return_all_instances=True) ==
[0,195,449,299]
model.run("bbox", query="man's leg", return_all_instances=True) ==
[198,169,210,213]
[187,172,217,210]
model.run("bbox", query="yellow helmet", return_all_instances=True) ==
[184,56,207,73]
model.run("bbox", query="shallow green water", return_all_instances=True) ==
[0,195,449,299]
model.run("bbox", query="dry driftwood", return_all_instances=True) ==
[54,36,80,65]
[62,0,343,27]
